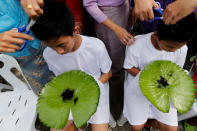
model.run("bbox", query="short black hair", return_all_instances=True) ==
[31,0,74,41]
[157,13,197,43]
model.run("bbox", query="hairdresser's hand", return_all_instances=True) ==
[114,26,136,46]
[0,29,33,53]
[74,22,83,34]
[102,18,135,45]
[131,9,137,25]
[163,0,197,25]
[133,0,159,21]
[21,0,44,19]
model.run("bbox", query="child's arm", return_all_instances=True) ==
[99,70,112,84]
[126,67,141,77]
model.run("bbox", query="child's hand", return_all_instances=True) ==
[21,0,44,19]
[0,29,33,53]
[99,70,112,84]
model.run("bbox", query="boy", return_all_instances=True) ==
[123,13,197,131]
[31,1,112,131]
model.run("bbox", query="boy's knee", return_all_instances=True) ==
[162,126,178,131]
[131,125,144,131]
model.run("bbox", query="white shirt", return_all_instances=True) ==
[123,32,188,126]
[124,32,188,83]
[43,35,112,79]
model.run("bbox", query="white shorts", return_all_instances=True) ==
[123,74,178,126]
[68,81,109,124]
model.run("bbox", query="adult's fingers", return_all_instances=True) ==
[6,37,25,45]
[163,6,171,24]
[168,15,179,25]
[37,0,44,7]
[0,47,15,53]
[153,1,160,8]
[120,39,126,45]
[122,33,135,46]
[139,13,145,21]
[32,0,44,15]
[11,32,34,41]
[0,40,21,52]
[26,0,40,18]
[4,42,21,50]
[121,38,128,46]
[164,15,175,25]
[126,34,136,45]
[147,8,154,20]
[143,11,149,21]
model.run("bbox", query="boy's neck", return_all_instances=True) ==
[71,35,82,52]
[151,33,162,51]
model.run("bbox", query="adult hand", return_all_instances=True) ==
[102,18,136,46]
[74,22,83,34]
[133,0,159,21]
[163,0,197,25]
[131,9,137,25]
[21,0,44,19]
[114,26,136,46]
[0,29,33,53]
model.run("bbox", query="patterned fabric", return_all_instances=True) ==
[15,44,54,86]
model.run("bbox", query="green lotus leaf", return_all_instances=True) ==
[37,70,100,129]
[139,60,195,113]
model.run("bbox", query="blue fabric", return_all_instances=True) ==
[0,0,40,56]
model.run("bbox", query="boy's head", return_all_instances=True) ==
[156,13,197,52]
[31,0,75,54]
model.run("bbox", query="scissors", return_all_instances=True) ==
[148,2,163,23]
[16,19,36,51]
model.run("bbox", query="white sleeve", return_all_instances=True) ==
[175,45,188,68]
[124,46,139,69]
[43,48,58,76]
[98,42,112,73]
[45,60,60,76]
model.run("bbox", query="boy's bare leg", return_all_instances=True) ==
[147,119,177,131]
[131,123,146,131]
[50,120,76,131]
[91,123,109,131]
[67,123,76,131]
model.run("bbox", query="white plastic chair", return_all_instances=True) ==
[0,54,38,131]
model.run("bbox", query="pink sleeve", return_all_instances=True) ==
[83,0,107,23]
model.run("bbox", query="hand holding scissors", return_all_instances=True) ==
[148,2,163,23]
[0,29,33,53]
[16,19,36,51]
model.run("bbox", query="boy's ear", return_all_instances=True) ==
[154,32,159,39]
[73,26,78,35]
